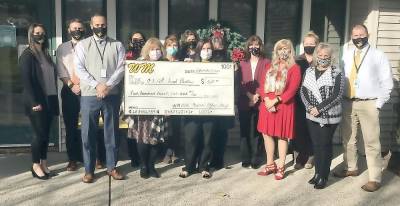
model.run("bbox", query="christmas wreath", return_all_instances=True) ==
[196,20,246,63]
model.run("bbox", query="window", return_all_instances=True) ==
[264,0,302,57]
[168,0,209,36]
[117,0,158,45]
[310,0,346,53]
[0,0,56,144]
[218,0,257,38]
[62,0,106,42]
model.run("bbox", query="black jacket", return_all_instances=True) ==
[19,48,59,116]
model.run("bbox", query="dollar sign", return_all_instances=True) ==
[201,78,204,84]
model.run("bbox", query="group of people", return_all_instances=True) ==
[19,13,393,192]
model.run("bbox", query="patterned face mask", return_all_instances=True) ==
[278,49,289,60]
[149,49,162,61]
[130,39,145,51]
[317,57,331,67]
[249,47,260,56]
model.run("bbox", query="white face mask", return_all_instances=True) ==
[200,49,212,60]
[149,49,162,61]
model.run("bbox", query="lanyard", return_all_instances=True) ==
[70,41,76,53]
[93,37,107,64]
[353,45,370,73]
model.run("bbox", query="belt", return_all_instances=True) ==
[345,97,377,101]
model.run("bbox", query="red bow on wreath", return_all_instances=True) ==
[231,48,245,63]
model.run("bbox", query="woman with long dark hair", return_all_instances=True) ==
[237,35,270,169]
[19,23,59,180]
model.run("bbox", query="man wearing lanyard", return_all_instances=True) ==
[56,19,85,171]
[74,14,125,183]
[334,24,393,192]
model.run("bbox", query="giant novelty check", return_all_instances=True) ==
[124,60,235,116]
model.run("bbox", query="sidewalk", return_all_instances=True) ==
[0,146,399,206]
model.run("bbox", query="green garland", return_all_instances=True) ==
[196,19,246,56]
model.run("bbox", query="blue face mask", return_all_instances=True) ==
[166,47,178,56]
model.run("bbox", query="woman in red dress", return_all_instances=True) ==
[257,39,301,180]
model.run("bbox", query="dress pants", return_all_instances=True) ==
[239,109,261,165]
[61,86,82,162]
[341,99,382,182]
[29,111,53,163]
[81,95,121,173]
[293,104,313,165]
[307,120,337,179]
[183,117,216,173]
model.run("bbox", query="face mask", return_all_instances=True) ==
[249,47,260,56]
[70,30,84,40]
[92,27,107,38]
[149,49,162,61]
[166,47,178,56]
[352,37,368,49]
[304,46,315,55]
[200,49,212,60]
[317,57,331,67]
[32,34,45,44]
[130,39,145,51]
[278,50,289,60]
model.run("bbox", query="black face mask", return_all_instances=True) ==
[92,27,107,38]
[130,39,145,51]
[249,47,260,56]
[32,34,45,44]
[352,37,368,49]
[304,46,315,55]
[70,30,84,40]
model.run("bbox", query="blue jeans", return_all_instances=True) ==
[81,95,121,173]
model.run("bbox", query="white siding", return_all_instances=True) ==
[378,0,400,151]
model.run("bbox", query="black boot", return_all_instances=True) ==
[308,174,320,185]
[314,177,328,189]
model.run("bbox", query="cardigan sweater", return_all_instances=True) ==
[300,65,345,125]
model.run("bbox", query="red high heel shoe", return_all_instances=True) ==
[275,166,285,180]
[257,162,277,176]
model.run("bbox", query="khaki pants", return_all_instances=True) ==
[341,99,382,182]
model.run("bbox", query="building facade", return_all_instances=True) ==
[0,0,398,151]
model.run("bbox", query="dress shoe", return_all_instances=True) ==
[250,163,259,169]
[130,160,140,168]
[361,181,380,192]
[333,169,359,178]
[308,174,320,185]
[242,163,251,168]
[31,167,49,180]
[314,177,328,189]
[82,173,94,183]
[294,163,304,170]
[140,167,149,179]
[107,169,125,180]
[148,167,160,178]
[95,160,105,169]
[66,161,78,171]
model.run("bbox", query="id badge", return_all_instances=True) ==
[101,67,107,78]
[354,78,359,89]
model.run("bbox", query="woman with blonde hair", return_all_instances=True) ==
[257,39,301,180]
[293,31,320,170]
[126,37,167,179]
[301,43,344,189]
